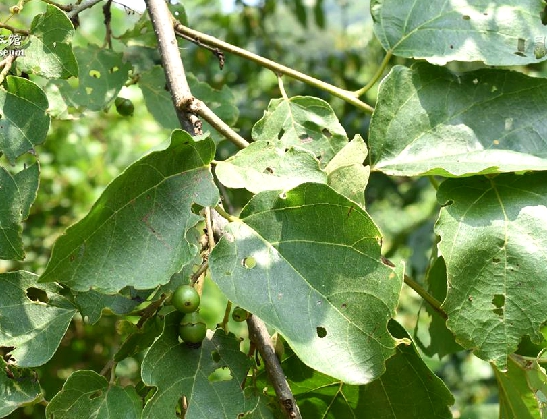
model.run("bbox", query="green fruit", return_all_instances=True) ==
[114,97,134,116]
[172,284,200,313]
[232,306,250,322]
[179,311,207,344]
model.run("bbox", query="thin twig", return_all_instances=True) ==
[40,0,72,12]
[67,0,103,18]
[188,98,249,148]
[404,274,447,319]
[0,23,29,35]
[102,0,113,49]
[204,207,216,251]
[173,22,374,114]
[355,51,392,97]
[247,316,302,419]
[177,31,225,70]
[214,204,238,223]
[190,260,208,286]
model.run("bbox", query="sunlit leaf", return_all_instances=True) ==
[436,173,547,369]
[210,183,402,384]
[370,64,547,177]
[0,358,41,418]
[371,0,547,65]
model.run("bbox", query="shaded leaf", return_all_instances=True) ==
[114,316,164,362]
[436,173,547,369]
[258,321,453,418]
[371,0,547,65]
[40,131,219,293]
[17,5,77,79]
[0,163,39,260]
[252,96,347,168]
[0,76,50,162]
[0,358,41,418]
[215,141,326,193]
[370,64,547,177]
[0,271,76,367]
[46,370,142,419]
[209,183,402,385]
[325,135,368,206]
[141,312,253,419]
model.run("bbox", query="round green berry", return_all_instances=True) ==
[172,284,200,313]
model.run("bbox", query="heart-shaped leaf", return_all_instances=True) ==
[210,183,402,384]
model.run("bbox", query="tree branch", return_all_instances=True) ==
[247,315,302,419]
[145,0,198,134]
[173,22,375,114]
[67,0,103,18]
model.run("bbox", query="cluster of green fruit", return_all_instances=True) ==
[171,284,206,346]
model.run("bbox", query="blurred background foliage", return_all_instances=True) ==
[0,0,516,417]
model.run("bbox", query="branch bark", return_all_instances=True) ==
[247,315,302,419]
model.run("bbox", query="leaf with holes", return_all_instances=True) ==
[260,320,453,418]
[46,370,142,419]
[141,312,255,419]
[436,173,547,369]
[0,271,76,367]
[52,45,131,111]
[0,163,39,260]
[209,183,402,384]
[252,96,347,168]
[371,0,547,65]
[0,77,50,163]
[325,135,369,206]
[17,4,77,79]
[215,141,326,193]
[40,131,219,293]
[370,63,547,177]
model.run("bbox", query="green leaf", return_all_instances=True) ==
[252,96,347,168]
[494,356,546,419]
[0,358,41,418]
[54,45,131,111]
[325,135,369,206]
[370,64,547,177]
[209,183,402,385]
[260,321,453,418]
[0,271,76,367]
[436,173,547,369]
[17,5,77,79]
[0,163,39,260]
[40,131,219,293]
[141,312,253,419]
[114,315,163,362]
[0,76,50,162]
[215,141,326,193]
[46,370,142,419]
[371,0,547,65]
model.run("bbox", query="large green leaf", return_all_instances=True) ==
[258,321,453,418]
[215,141,326,193]
[0,163,39,260]
[0,76,50,162]
[209,183,402,385]
[46,370,142,419]
[0,271,76,367]
[40,131,219,293]
[0,358,42,418]
[17,5,77,79]
[436,173,547,369]
[371,0,547,65]
[370,63,547,177]
[141,312,255,419]
[252,96,347,167]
